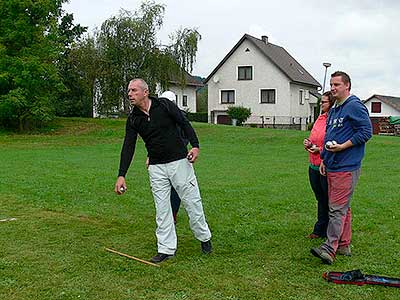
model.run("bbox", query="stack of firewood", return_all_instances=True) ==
[379,118,395,135]
[394,124,400,136]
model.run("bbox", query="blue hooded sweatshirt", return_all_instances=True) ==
[321,95,372,172]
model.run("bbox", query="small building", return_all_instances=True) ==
[364,94,400,134]
[158,71,203,113]
[205,34,321,129]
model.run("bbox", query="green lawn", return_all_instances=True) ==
[0,118,399,300]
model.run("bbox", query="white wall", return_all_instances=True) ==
[160,85,197,113]
[308,93,320,121]
[208,39,290,121]
[289,83,316,117]
[365,98,400,117]
[208,38,315,123]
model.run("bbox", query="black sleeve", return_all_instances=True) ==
[160,98,200,148]
[178,111,190,147]
[118,116,138,177]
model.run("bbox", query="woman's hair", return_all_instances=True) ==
[322,91,335,108]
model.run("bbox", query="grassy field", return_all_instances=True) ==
[0,118,399,300]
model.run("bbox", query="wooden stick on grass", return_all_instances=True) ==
[105,248,160,267]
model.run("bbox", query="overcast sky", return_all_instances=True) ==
[63,0,400,100]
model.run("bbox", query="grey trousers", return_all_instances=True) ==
[148,158,211,255]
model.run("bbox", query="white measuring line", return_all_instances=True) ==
[0,218,17,222]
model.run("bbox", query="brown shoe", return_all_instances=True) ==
[311,247,334,264]
[307,233,320,239]
[337,245,351,256]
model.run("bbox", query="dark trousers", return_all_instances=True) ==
[170,186,181,222]
[308,167,329,237]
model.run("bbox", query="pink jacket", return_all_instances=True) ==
[308,112,327,166]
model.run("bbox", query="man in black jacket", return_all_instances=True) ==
[115,79,212,263]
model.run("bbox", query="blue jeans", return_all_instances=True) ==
[308,166,329,237]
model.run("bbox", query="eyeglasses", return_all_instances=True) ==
[321,101,329,104]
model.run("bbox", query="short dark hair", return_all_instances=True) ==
[331,71,351,91]
[322,91,335,108]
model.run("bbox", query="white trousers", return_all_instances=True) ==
[148,158,211,255]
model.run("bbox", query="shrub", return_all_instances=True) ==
[187,112,208,123]
[227,106,251,126]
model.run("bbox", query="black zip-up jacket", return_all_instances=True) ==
[118,96,199,177]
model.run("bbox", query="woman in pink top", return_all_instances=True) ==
[303,91,335,239]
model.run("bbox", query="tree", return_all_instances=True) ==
[54,13,89,117]
[61,36,99,118]
[196,85,208,112]
[168,27,201,84]
[91,1,202,116]
[0,0,84,130]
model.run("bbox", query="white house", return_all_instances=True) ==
[363,94,400,134]
[158,71,203,113]
[205,34,321,129]
[364,94,400,117]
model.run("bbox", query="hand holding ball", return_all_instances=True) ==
[325,140,337,150]
[305,138,314,149]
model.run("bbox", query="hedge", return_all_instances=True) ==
[187,112,208,123]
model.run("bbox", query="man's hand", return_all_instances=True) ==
[319,161,326,176]
[187,147,199,163]
[326,140,353,152]
[145,157,149,169]
[115,176,127,195]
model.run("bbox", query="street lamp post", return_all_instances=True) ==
[322,62,331,94]
[314,62,332,119]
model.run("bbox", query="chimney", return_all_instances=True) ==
[261,35,268,44]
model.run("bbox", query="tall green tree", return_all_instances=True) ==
[0,0,68,130]
[54,13,89,117]
[92,0,202,116]
[169,27,201,83]
[59,36,99,118]
[196,85,208,112]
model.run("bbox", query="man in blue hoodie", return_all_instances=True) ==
[311,71,372,264]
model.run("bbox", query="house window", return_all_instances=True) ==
[299,90,305,105]
[183,95,188,107]
[221,90,235,104]
[238,66,252,80]
[260,89,276,104]
[371,102,381,113]
[304,90,310,100]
